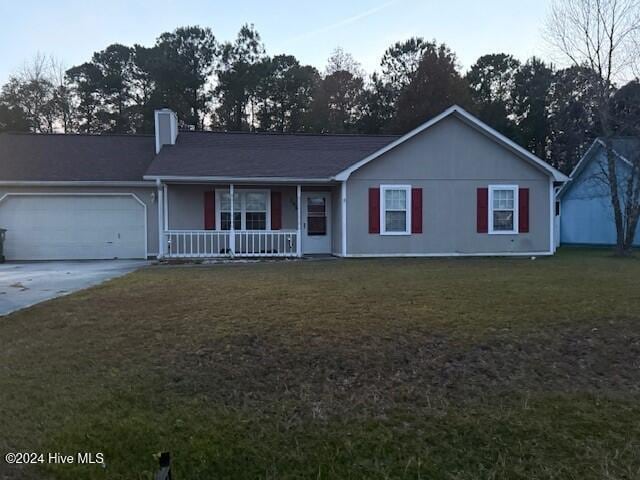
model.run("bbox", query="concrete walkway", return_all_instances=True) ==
[0,260,148,316]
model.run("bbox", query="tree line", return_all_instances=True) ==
[1,24,638,174]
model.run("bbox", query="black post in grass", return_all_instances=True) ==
[155,452,172,480]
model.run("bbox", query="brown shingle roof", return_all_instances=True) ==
[0,130,400,182]
[0,132,155,181]
[144,131,400,179]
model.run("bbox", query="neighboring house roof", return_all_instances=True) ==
[0,132,155,182]
[558,136,640,198]
[143,131,399,181]
[334,105,569,182]
[610,137,640,161]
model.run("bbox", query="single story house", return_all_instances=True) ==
[558,137,640,247]
[0,105,568,260]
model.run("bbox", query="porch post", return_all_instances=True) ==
[163,183,168,232]
[229,184,235,257]
[296,185,302,257]
[156,179,164,259]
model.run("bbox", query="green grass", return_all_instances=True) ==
[1,248,640,479]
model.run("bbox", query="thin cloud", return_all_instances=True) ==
[287,0,402,44]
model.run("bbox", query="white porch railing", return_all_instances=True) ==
[163,230,299,258]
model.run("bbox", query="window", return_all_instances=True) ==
[381,185,411,235]
[307,197,327,236]
[489,185,518,234]
[218,190,269,230]
[219,192,242,230]
[245,192,267,230]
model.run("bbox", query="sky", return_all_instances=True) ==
[0,0,552,84]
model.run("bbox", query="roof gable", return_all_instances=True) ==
[558,137,640,198]
[334,105,569,182]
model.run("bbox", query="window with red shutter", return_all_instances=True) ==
[477,187,488,233]
[204,191,215,230]
[270,191,282,230]
[519,188,530,233]
[380,185,411,234]
[369,187,380,233]
[411,188,422,233]
[488,185,518,234]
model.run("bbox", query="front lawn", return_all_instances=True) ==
[1,249,640,479]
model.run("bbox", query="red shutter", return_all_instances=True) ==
[411,188,423,234]
[204,191,215,230]
[519,188,530,233]
[369,187,380,234]
[271,191,282,230]
[477,187,488,233]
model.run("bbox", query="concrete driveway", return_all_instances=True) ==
[0,260,149,316]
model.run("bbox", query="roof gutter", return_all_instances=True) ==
[0,180,156,187]
[143,175,336,184]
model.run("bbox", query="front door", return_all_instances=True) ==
[302,192,331,254]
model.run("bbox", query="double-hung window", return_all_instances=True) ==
[244,192,267,230]
[218,190,269,230]
[220,192,242,230]
[380,185,411,235]
[489,185,518,234]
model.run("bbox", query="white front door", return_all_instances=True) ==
[302,192,331,254]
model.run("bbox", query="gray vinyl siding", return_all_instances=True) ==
[167,184,210,230]
[281,187,298,229]
[346,116,552,255]
[0,185,159,256]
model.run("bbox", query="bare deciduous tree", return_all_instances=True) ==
[325,47,364,77]
[48,57,75,133]
[546,0,640,255]
[0,53,75,133]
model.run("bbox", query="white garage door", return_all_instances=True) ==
[0,194,146,260]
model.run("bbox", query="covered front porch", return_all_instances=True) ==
[156,182,342,258]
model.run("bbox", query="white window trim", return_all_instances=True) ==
[215,188,271,231]
[488,184,519,235]
[380,184,412,236]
